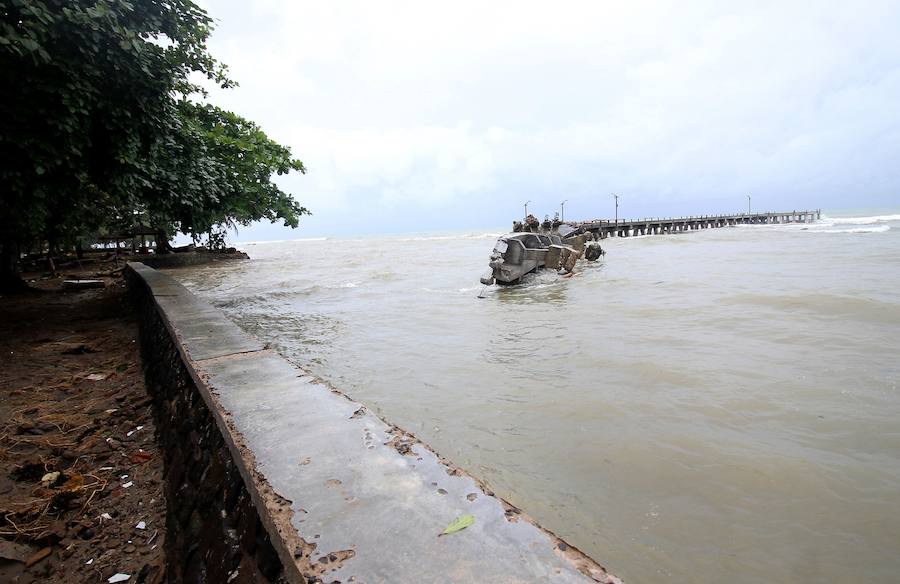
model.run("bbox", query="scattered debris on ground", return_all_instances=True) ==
[0,275,165,583]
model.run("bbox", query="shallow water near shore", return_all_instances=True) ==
[172,211,900,583]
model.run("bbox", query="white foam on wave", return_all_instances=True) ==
[807,225,891,234]
[238,236,328,245]
[821,213,900,225]
[398,232,502,242]
[420,285,493,295]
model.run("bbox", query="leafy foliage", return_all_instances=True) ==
[0,0,308,287]
[142,101,307,237]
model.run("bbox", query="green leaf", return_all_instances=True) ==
[20,37,39,52]
[439,514,475,536]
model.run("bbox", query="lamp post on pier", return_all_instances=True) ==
[524,200,531,218]
[747,194,752,214]
[612,193,619,224]
[560,200,568,222]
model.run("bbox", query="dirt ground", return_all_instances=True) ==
[0,269,166,583]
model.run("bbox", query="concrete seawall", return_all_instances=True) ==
[126,262,621,583]
[135,250,249,269]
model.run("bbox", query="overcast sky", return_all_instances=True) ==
[195,0,900,240]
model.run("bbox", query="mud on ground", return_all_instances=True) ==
[0,276,166,583]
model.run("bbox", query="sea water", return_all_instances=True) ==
[172,211,900,583]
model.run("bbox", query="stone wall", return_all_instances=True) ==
[129,271,284,584]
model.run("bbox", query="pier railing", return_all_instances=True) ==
[572,209,820,238]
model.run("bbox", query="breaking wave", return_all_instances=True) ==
[820,214,900,225]
[805,225,891,234]
[238,237,328,245]
[396,232,502,242]
[818,225,890,234]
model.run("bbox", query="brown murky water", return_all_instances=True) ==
[174,212,900,583]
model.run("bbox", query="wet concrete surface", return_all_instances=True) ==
[130,263,265,361]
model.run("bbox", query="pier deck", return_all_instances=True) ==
[574,209,820,238]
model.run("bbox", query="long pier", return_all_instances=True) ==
[574,209,820,239]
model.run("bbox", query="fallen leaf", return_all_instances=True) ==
[439,514,475,536]
[129,451,152,464]
[108,574,131,583]
[24,546,51,567]
[63,473,84,491]
[40,471,60,487]
[86,373,109,381]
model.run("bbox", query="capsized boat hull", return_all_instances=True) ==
[480,233,553,285]
[481,231,596,285]
[480,224,604,285]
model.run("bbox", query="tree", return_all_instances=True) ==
[0,0,308,291]
[139,101,308,245]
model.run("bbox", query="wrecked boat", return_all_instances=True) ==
[480,223,604,285]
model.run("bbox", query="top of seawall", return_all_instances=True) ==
[126,261,621,583]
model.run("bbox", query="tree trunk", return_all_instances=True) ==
[46,238,57,276]
[155,229,173,254]
[0,240,27,293]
